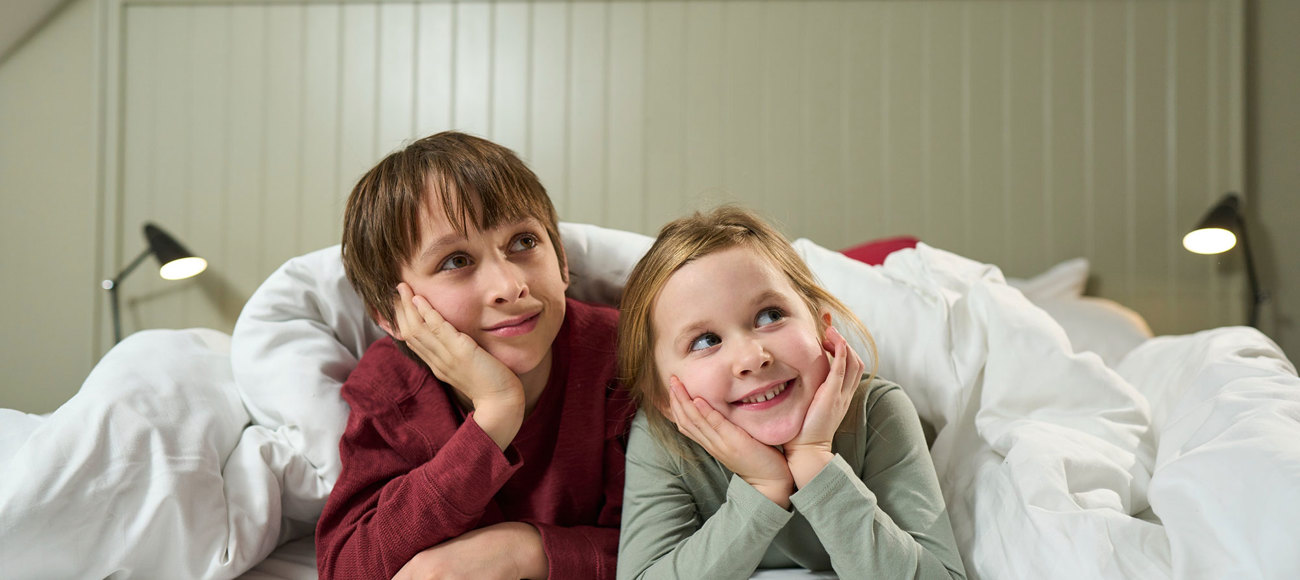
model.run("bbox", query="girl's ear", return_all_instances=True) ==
[820,309,833,328]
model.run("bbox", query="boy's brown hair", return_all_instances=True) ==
[342,131,566,329]
[617,205,879,460]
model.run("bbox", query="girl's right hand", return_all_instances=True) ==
[667,376,794,509]
[393,283,524,449]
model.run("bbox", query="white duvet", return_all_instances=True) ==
[1,224,1297,579]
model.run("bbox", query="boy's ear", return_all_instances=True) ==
[372,306,400,339]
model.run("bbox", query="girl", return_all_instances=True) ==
[616,206,966,580]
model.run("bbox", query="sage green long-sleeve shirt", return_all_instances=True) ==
[617,379,966,580]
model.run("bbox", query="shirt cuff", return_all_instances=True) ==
[726,473,795,529]
[416,412,523,518]
[789,454,875,514]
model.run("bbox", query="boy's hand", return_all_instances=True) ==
[392,522,548,580]
[667,376,794,509]
[783,326,864,489]
[394,283,525,450]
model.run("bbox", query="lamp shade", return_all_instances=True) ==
[144,223,207,280]
[1183,193,1241,254]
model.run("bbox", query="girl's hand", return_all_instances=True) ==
[393,283,524,450]
[783,325,864,489]
[667,376,794,508]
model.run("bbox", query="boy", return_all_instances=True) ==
[316,132,634,579]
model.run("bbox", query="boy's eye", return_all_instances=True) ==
[688,333,722,352]
[509,234,539,253]
[439,254,472,272]
[756,307,785,327]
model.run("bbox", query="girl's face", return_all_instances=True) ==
[651,246,831,446]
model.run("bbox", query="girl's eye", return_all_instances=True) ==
[509,234,540,253]
[439,254,472,272]
[756,307,785,327]
[688,333,722,352]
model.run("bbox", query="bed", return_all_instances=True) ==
[1,222,1297,579]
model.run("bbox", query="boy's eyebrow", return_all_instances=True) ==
[416,232,467,264]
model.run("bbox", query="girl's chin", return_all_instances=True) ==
[749,419,805,447]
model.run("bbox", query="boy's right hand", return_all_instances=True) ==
[668,376,794,509]
[394,283,524,450]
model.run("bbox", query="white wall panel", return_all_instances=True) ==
[109,0,1247,347]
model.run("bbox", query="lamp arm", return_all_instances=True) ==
[112,247,154,286]
[1235,214,1263,328]
[104,246,153,344]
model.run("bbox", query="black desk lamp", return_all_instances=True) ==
[1182,192,1265,327]
[101,222,208,343]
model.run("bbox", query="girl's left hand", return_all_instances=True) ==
[783,325,864,489]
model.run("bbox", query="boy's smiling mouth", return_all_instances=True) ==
[732,378,796,408]
[484,311,542,336]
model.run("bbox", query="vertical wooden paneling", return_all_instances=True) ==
[453,2,490,138]
[642,1,686,228]
[926,4,965,254]
[491,2,530,151]
[378,3,417,150]
[112,0,1246,339]
[567,1,608,226]
[800,2,844,247]
[224,6,268,304]
[300,4,343,252]
[263,5,304,277]
[841,2,886,246]
[761,1,802,232]
[415,2,453,139]
[527,2,569,215]
[1132,0,1171,330]
[720,1,764,229]
[606,1,646,234]
[186,5,232,330]
[1048,2,1088,265]
[1006,3,1047,276]
[683,1,724,213]
[965,4,1006,265]
[886,3,925,244]
[338,5,378,190]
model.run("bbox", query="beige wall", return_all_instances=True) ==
[0,0,100,413]
[1,0,1294,414]
[1250,0,1299,362]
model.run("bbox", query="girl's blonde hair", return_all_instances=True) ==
[617,205,879,459]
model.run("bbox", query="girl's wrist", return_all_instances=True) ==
[785,448,835,490]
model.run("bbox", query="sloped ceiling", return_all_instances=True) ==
[1,0,71,64]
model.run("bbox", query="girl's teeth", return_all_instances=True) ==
[742,381,787,404]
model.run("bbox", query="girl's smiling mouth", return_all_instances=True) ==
[732,378,796,409]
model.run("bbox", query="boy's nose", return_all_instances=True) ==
[485,260,528,304]
[733,338,773,377]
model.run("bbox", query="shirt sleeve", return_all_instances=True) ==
[315,395,522,580]
[617,413,793,580]
[789,384,967,580]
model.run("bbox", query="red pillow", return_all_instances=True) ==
[840,236,920,265]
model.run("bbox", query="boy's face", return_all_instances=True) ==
[392,194,569,380]
[651,246,830,447]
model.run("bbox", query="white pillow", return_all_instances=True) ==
[1032,295,1153,368]
[1005,257,1089,301]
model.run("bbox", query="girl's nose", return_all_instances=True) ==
[733,337,773,377]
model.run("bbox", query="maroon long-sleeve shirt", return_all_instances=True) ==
[315,299,634,579]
